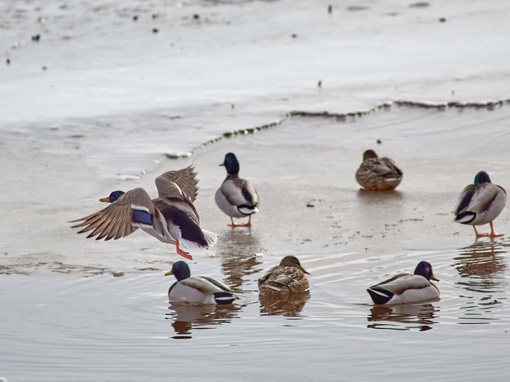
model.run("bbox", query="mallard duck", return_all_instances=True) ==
[355,149,403,191]
[70,166,216,260]
[258,256,310,295]
[165,261,236,305]
[215,152,259,227]
[367,261,440,305]
[454,171,506,238]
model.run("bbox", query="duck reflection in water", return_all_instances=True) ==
[166,303,240,339]
[367,303,438,331]
[259,292,310,317]
[452,240,509,324]
[454,239,507,293]
[215,229,263,290]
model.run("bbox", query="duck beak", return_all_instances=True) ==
[431,274,439,282]
[99,196,110,203]
[219,163,225,166]
[164,270,173,276]
[301,266,311,275]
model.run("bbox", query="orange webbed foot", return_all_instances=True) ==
[228,216,252,228]
[175,241,193,260]
[489,222,504,238]
[228,223,252,228]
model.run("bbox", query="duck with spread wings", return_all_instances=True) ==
[70,165,217,260]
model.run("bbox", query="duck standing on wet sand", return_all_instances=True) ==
[355,149,403,191]
[215,152,259,227]
[70,166,217,260]
[454,170,507,238]
[258,256,310,295]
[165,261,236,305]
[367,261,440,305]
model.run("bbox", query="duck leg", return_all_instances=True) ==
[473,225,491,238]
[489,221,504,238]
[473,223,504,238]
[228,216,252,228]
[175,240,193,260]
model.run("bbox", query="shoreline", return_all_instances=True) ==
[2,103,510,276]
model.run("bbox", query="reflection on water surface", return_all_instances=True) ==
[259,292,310,317]
[166,303,241,339]
[367,303,438,331]
[454,239,507,292]
[453,239,508,325]
[215,229,264,290]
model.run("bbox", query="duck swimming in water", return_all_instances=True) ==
[258,256,310,295]
[165,261,236,305]
[367,261,440,305]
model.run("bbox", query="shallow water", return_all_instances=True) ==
[2,240,510,381]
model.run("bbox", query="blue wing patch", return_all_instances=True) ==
[131,205,153,228]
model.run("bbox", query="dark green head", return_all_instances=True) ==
[474,171,491,184]
[414,261,439,281]
[165,261,191,281]
[221,152,240,175]
[100,190,125,203]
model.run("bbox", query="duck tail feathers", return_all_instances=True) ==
[202,229,218,246]
[238,205,259,216]
[367,287,393,305]
[213,292,236,305]
[179,229,217,252]
[455,211,476,224]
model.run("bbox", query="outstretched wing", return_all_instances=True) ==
[70,188,155,241]
[155,165,199,202]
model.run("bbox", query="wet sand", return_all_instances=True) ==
[2,104,510,275]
